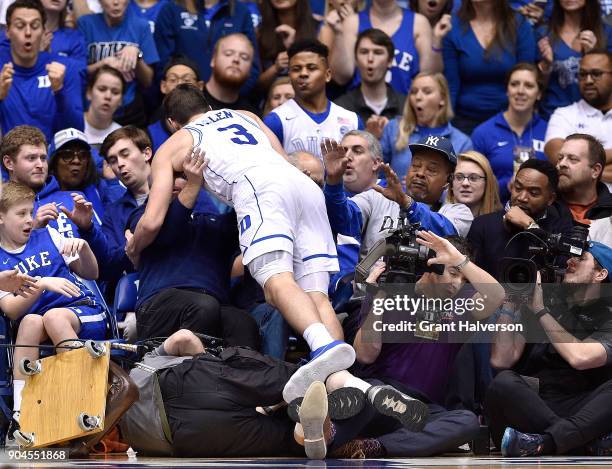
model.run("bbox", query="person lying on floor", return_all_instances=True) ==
[119,328,430,459]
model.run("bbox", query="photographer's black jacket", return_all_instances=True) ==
[467,202,574,280]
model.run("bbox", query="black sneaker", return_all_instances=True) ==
[587,432,612,456]
[501,427,545,457]
[367,385,429,432]
[288,387,365,423]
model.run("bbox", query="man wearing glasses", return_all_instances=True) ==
[1,126,102,240]
[545,50,612,184]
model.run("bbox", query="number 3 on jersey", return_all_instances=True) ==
[217,124,258,145]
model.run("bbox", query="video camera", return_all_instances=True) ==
[355,221,444,284]
[500,225,589,298]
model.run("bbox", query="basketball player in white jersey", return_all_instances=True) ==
[126,83,354,404]
[128,86,430,459]
[263,39,362,160]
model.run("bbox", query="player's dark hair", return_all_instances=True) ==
[518,158,560,193]
[355,29,394,61]
[288,39,329,61]
[100,126,152,160]
[6,0,46,26]
[163,84,210,127]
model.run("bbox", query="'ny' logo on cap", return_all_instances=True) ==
[425,136,440,146]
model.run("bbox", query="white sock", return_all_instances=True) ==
[345,376,372,394]
[303,323,334,352]
[13,379,25,415]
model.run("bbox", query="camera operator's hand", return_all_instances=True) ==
[373,164,413,208]
[416,230,464,267]
[504,206,535,230]
[530,271,545,313]
[321,138,348,185]
[366,261,386,284]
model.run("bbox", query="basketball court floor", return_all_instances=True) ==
[3,455,612,468]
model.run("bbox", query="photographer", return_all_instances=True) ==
[340,231,505,457]
[467,158,574,279]
[323,135,473,264]
[487,241,612,457]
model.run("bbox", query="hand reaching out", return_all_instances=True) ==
[372,164,412,208]
[61,237,87,257]
[60,193,94,231]
[0,269,38,297]
[321,138,348,185]
[415,230,464,267]
[39,277,81,298]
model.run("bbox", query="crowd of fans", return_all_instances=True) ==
[0,0,611,459]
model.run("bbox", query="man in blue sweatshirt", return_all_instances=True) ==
[63,126,151,284]
[0,0,83,142]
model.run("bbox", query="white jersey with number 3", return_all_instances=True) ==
[183,109,290,205]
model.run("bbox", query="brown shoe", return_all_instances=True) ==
[330,438,386,459]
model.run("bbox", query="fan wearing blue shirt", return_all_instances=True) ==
[153,0,259,93]
[381,71,471,184]
[442,0,536,135]
[147,56,203,153]
[471,63,547,203]
[0,0,87,77]
[78,0,159,127]
[128,0,169,34]
[0,0,84,142]
[1,125,102,240]
[536,0,612,119]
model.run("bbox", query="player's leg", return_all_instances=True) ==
[12,314,48,430]
[250,253,355,403]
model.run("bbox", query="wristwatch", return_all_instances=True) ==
[526,221,540,230]
[137,50,143,60]
[453,256,470,272]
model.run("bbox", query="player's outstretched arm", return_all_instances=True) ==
[128,129,194,257]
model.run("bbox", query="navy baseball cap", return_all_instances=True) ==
[588,241,612,274]
[409,135,457,166]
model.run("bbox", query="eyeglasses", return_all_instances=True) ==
[165,74,198,85]
[453,173,486,183]
[577,69,612,81]
[56,149,90,163]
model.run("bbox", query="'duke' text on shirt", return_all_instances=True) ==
[10,252,52,275]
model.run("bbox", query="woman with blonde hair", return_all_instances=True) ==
[380,71,472,181]
[263,77,295,116]
[447,151,502,217]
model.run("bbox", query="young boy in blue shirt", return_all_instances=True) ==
[0,182,106,439]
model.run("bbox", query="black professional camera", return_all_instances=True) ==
[355,222,444,284]
[500,225,589,298]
